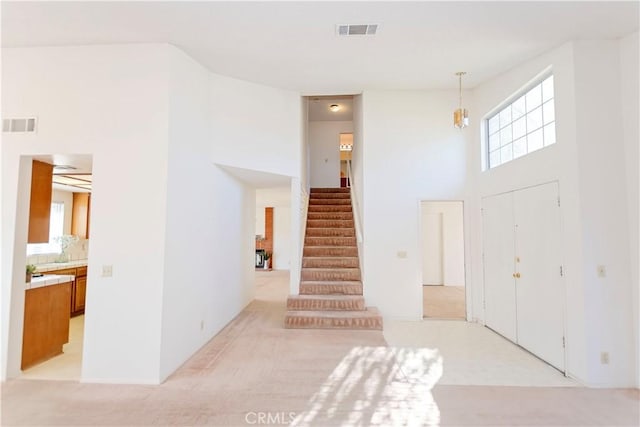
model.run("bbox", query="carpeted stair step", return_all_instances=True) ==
[309,198,352,205]
[302,256,359,268]
[308,205,352,213]
[308,192,351,199]
[307,212,353,220]
[306,219,354,228]
[306,228,355,237]
[300,280,363,295]
[311,188,350,193]
[305,236,356,246]
[284,307,383,330]
[303,246,358,257]
[301,268,361,281]
[286,295,366,311]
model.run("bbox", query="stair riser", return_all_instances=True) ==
[302,258,359,268]
[306,220,354,228]
[300,283,363,295]
[305,237,356,246]
[305,228,355,237]
[309,199,352,206]
[308,206,352,213]
[303,247,358,257]
[307,213,353,220]
[284,315,383,330]
[310,188,350,194]
[308,193,351,199]
[286,297,365,311]
[301,270,361,281]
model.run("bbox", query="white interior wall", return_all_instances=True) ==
[618,32,639,388]
[209,74,301,177]
[572,40,634,387]
[160,47,256,381]
[470,39,636,387]
[421,201,465,286]
[255,208,266,237]
[361,90,469,320]
[273,207,292,270]
[1,44,170,383]
[289,98,310,294]
[2,43,303,384]
[309,121,353,188]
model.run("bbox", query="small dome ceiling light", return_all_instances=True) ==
[329,104,341,112]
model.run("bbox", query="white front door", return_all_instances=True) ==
[514,182,564,371]
[482,182,565,372]
[482,191,517,342]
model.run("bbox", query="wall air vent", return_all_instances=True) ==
[337,24,379,36]
[2,117,37,133]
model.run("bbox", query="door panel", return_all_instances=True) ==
[514,182,564,370]
[482,192,517,342]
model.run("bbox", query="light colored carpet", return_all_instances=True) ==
[2,270,638,426]
[423,285,466,319]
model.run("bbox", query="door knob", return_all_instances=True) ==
[512,273,516,278]
[515,272,521,278]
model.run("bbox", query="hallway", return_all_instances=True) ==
[2,270,638,426]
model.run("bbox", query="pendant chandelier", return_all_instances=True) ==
[454,71,469,129]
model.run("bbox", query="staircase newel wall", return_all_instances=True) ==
[290,178,309,295]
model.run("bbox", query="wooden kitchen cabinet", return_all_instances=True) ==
[22,282,72,370]
[73,276,87,314]
[71,192,91,239]
[44,265,88,316]
[28,160,54,243]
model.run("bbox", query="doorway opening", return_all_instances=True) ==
[420,200,466,319]
[306,95,354,189]
[19,154,92,381]
[339,133,353,187]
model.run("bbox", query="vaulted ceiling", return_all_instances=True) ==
[2,2,638,94]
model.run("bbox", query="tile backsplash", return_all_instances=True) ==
[27,238,89,265]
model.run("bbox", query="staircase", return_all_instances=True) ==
[285,188,383,330]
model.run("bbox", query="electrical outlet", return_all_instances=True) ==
[101,265,113,277]
[597,265,606,278]
[600,352,609,365]
[397,251,407,259]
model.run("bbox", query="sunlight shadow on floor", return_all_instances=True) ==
[293,346,442,427]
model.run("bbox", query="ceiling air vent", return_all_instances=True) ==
[337,24,379,36]
[2,117,37,133]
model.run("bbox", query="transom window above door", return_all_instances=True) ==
[486,74,556,169]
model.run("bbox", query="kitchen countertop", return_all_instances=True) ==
[34,259,88,273]
[26,274,75,290]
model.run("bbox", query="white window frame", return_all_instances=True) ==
[484,71,557,170]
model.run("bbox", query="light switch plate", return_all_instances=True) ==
[102,265,113,277]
